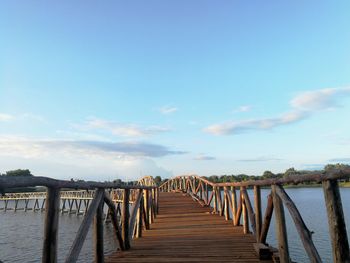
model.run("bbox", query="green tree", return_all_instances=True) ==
[262,170,276,179]
[154,176,162,186]
[4,169,33,177]
[284,167,300,178]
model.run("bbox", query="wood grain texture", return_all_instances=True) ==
[106,192,272,263]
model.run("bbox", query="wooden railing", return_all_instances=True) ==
[0,189,142,213]
[159,169,350,263]
[0,176,159,263]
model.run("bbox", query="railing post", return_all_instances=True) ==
[224,187,230,221]
[122,188,130,250]
[136,195,144,238]
[323,179,350,263]
[231,186,237,225]
[42,187,60,263]
[213,186,217,213]
[260,193,273,244]
[143,189,150,230]
[242,187,249,234]
[272,185,290,263]
[254,186,262,242]
[94,197,104,263]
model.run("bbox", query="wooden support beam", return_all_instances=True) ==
[122,189,131,250]
[129,189,143,241]
[234,191,243,226]
[271,185,290,263]
[242,188,249,234]
[260,193,273,244]
[224,187,230,221]
[94,198,104,263]
[254,186,262,242]
[276,185,322,263]
[143,189,150,230]
[231,186,237,225]
[136,196,143,238]
[242,188,256,234]
[323,179,350,263]
[65,189,104,263]
[103,194,124,251]
[42,187,60,263]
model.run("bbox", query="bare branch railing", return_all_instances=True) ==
[0,176,159,263]
[159,169,350,263]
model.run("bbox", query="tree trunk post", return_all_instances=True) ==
[42,187,60,263]
[323,179,350,263]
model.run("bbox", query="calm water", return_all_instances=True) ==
[0,201,118,263]
[1,188,350,262]
[212,187,350,263]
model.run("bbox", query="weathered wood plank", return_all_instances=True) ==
[106,192,272,263]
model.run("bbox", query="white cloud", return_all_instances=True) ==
[237,156,283,162]
[85,118,171,137]
[0,113,14,121]
[159,106,178,115]
[205,111,306,135]
[0,135,185,180]
[205,86,350,135]
[0,136,186,159]
[291,87,350,111]
[194,155,216,161]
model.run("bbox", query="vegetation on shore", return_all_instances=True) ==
[1,164,350,191]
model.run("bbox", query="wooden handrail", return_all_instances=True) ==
[160,169,350,263]
[159,168,350,189]
[0,176,154,190]
[0,176,158,263]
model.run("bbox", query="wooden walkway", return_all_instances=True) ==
[106,192,272,262]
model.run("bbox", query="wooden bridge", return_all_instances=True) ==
[1,170,350,263]
[0,189,139,214]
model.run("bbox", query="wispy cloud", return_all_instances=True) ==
[159,106,178,115]
[0,136,187,159]
[237,156,283,162]
[328,158,350,163]
[205,86,350,135]
[291,87,350,111]
[233,105,252,113]
[194,155,216,161]
[0,113,14,121]
[85,118,171,137]
[205,111,306,135]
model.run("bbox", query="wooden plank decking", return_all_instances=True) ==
[106,192,272,262]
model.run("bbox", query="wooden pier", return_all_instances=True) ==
[106,191,271,262]
[1,171,350,263]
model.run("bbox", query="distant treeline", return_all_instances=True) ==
[2,164,349,192]
[158,163,350,186]
[0,169,36,193]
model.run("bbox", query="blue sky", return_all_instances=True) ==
[1,1,350,180]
